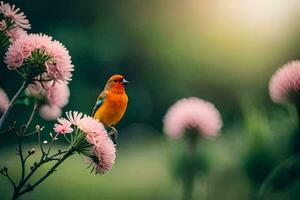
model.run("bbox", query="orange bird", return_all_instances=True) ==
[92,74,129,135]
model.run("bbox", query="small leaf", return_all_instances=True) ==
[15,95,33,106]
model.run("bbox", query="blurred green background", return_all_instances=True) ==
[1,0,300,199]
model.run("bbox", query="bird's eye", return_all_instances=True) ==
[114,80,118,82]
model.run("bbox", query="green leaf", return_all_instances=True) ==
[15,95,34,106]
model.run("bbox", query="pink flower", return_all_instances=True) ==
[54,118,73,134]
[26,81,70,107]
[5,47,23,69]
[26,81,70,120]
[46,82,70,108]
[64,111,108,140]
[25,81,44,98]
[0,19,6,30]
[66,111,83,126]
[5,33,74,83]
[55,111,116,174]
[0,88,9,113]
[83,120,116,174]
[163,97,223,139]
[6,27,27,42]
[86,137,116,174]
[45,40,74,82]
[91,138,116,174]
[78,115,108,146]
[39,105,62,120]
[269,60,300,103]
[0,1,31,29]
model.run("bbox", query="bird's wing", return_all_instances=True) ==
[92,91,106,117]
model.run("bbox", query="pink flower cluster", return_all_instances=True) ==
[54,111,116,174]
[26,81,70,120]
[5,33,74,83]
[0,88,9,113]
[269,60,300,103]
[0,1,31,30]
[163,97,223,139]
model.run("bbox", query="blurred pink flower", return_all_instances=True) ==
[6,27,27,42]
[46,82,70,108]
[25,81,44,98]
[0,1,31,29]
[0,88,9,113]
[26,81,70,120]
[163,97,223,139]
[54,118,73,134]
[269,61,300,103]
[39,105,62,120]
[0,19,6,30]
[5,33,74,82]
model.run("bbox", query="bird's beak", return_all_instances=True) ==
[121,78,129,85]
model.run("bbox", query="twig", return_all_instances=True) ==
[16,102,38,184]
[0,126,14,135]
[0,169,16,189]
[24,130,39,136]
[22,102,38,135]
[18,148,75,196]
[20,149,68,189]
[17,135,25,183]
[0,81,28,130]
[37,130,45,156]
[46,133,58,156]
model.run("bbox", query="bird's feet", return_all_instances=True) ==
[108,126,118,144]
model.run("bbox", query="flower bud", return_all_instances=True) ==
[35,125,41,131]
[28,148,36,155]
[3,166,8,172]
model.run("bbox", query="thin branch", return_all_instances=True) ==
[46,133,58,156]
[22,102,38,135]
[24,130,39,136]
[37,130,45,156]
[15,102,38,183]
[18,148,75,196]
[47,150,68,160]
[0,81,28,130]
[20,149,68,188]
[17,135,25,183]
[0,171,16,189]
[24,152,34,163]
[0,126,14,135]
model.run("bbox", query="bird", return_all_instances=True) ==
[92,74,129,139]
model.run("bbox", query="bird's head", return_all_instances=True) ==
[105,74,129,93]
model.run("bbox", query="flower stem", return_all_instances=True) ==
[258,155,300,199]
[46,133,58,156]
[22,102,38,135]
[183,133,197,200]
[0,81,28,130]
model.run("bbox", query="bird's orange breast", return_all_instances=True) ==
[94,92,128,126]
